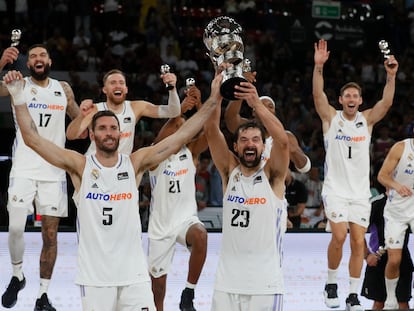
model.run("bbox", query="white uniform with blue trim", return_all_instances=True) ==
[10,77,67,181]
[384,139,414,248]
[214,166,285,294]
[75,154,149,286]
[148,146,198,239]
[86,101,136,155]
[322,111,371,199]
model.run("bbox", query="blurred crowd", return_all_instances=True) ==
[1,0,414,229]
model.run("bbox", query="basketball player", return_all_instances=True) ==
[377,138,414,309]
[313,38,398,311]
[66,68,181,154]
[0,44,81,311]
[225,92,311,173]
[148,85,207,311]
[205,79,289,311]
[3,69,223,311]
[361,194,413,310]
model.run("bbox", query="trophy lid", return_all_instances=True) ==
[203,16,243,51]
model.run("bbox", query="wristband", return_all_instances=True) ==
[6,79,25,106]
[295,155,311,173]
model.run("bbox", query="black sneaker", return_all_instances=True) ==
[34,293,56,311]
[345,293,364,311]
[179,288,196,311]
[323,283,339,308]
[1,276,26,308]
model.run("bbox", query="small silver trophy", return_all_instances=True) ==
[10,29,21,47]
[378,40,395,68]
[186,77,195,90]
[376,245,387,257]
[204,16,246,100]
[160,64,174,90]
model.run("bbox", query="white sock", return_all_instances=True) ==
[12,263,24,281]
[185,282,196,290]
[385,277,399,301]
[349,277,360,294]
[327,268,338,284]
[38,278,50,298]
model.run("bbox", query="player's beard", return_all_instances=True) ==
[108,92,126,105]
[238,149,261,168]
[29,63,51,81]
[95,136,120,153]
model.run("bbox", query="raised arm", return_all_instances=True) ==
[60,81,80,119]
[133,72,181,119]
[0,48,20,96]
[224,99,247,133]
[286,130,311,173]
[313,39,336,129]
[4,73,85,191]
[152,84,201,144]
[224,70,256,133]
[377,141,412,197]
[66,99,97,140]
[364,56,398,127]
[131,73,223,174]
[234,81,289,198]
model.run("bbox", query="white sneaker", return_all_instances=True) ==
[324,283,340,308]
[384,298,398,310]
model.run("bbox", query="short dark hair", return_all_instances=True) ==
[92,110,120,130]
[28,44,49,55]
[233,121,266,144]
[103,69,125,84]
[340,82,362,96]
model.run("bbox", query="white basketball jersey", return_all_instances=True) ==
[322,111,371,199]
[148,146,197,239]
[215,166,285,294]
[10,77,67,181]
[384,139,414,220]
[86,101,136,155]
[75,154,149,286]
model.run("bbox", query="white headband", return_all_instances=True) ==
[259,96,275,109]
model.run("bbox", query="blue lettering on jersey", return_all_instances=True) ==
[85,192,133,200]
[162,168,188,177]
[226,195,267,205]
[335,134,366,142]
[28,102,65,110]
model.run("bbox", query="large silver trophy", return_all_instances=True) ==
[204,16,246,100]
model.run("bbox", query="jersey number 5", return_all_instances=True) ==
[102,207,113,225]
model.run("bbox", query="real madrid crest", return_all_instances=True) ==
[338,120,344,127]
[30,87,37,96]
[91,169,99,180]
[233,172,240,183]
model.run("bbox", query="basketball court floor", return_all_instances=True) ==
[0,232,412,311]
